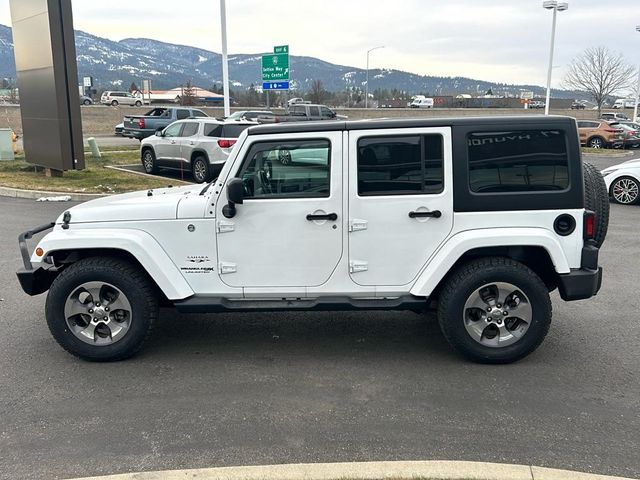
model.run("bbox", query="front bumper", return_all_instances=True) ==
[16,222,57,296]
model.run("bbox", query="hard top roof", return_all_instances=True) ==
[246,115,577,135]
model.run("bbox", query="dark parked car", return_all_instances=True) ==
[570,102,586,110]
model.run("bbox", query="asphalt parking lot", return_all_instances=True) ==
[0,154,638,480]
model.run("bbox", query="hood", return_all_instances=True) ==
[58,184,202,224]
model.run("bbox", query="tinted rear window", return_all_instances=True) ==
[204,123,250,138]
[467,130,569,193]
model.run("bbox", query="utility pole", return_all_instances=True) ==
[220,0,230,117]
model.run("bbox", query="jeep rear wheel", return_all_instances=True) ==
[437,257,551,364]
[45,257,158,361]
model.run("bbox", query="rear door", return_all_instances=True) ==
[348,127,454,287]
[155,122,184,165]
[177,122,201,164]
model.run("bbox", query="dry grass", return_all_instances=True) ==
[0,150,188,194]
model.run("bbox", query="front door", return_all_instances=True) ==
[155,122,183,166]
[348,127,454,287]
[216,132,343,289]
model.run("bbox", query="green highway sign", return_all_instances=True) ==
[274,45,289,54]
[262,53,289,81]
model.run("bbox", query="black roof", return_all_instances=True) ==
[247,115,577,136]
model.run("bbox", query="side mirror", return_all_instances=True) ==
[155,130,163,137]
[222,178,244,218]
[331,111,337,118]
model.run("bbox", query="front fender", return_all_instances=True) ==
[34,227,194,300]
[409,228,571,297]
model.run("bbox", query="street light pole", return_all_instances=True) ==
[365,46,384,109]
[633,26,640,122]
[220,0,230,117]
[543,1,568,116]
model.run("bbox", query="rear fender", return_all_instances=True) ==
[410,228,571,297]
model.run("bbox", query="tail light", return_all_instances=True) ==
[138,118,145,129]
[584,210,596,241]
[217,139,237,148]
[604,128,619,133]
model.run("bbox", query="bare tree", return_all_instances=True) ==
[180,80,197,106]
[564,46,635,117]
[308,79,326,104]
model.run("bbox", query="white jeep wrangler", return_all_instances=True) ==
[17,116,607,363]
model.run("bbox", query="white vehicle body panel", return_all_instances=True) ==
[347,127,454,286]
[602,160,640,191]
[214,131,344,288]
[33,226,194,300]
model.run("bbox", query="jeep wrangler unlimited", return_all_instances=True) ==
[17,116,607,363]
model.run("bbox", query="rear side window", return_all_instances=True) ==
[176,109,190,120]
[309,106,320,117]
[357,134,444,196]
[204,124,223,137]
[220,124,251,138]
[181,122,199,137]
[191,110,207,118]
[467,130,569,193]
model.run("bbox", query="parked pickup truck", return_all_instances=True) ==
[260,104,345,123]
[123,107,208,140]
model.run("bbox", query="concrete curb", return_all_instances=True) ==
[582,151,633,158]
[0,185,106,201]
[105,164,192,184]
[64,461,638,480]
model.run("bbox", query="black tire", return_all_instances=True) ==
[83,99,91,105]
[609,175,640,205]
[437,257,552,364]
[583,161,610,247]
[45,257,158,362]
[111,100,119,107]
[134,100,142,107]
[141,148,158,174]
[278,149,292,165]
[587,136,605,149]
[191,155,211,183]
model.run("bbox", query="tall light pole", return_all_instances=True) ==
[633,25,640,122]
[220,0,230,117]
[365,46,384,108]
[543,1,568,116]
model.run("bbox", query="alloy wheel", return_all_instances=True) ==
[64,281,132,346]
[463,282,532,348]
[612,178,639,204]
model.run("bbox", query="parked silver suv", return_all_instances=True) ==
[101,91,144,107]
[140,119,255,182]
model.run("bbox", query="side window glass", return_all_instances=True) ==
[238,139,331,199]
[180,122,199,137]
[176,109,190,120]
[357,134,444,196]
[204,124,223,137]
[467,130,569,193]
[163,123,183,137]
[309,106,320,116]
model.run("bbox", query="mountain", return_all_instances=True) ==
[0,24,575,98]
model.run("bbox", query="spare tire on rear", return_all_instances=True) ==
[583,161,609,248]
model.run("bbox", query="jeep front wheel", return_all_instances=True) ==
[437,257,551,364]
[45,257,158,361]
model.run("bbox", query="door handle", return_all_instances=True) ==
[306,213,338,221]
[170,140,176,144]
[409,210,442,218]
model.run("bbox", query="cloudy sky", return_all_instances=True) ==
[0,0,638,90]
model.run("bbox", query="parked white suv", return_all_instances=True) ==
[101,91,144,107]
[17,116,608,364]
[140,119,255,183]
